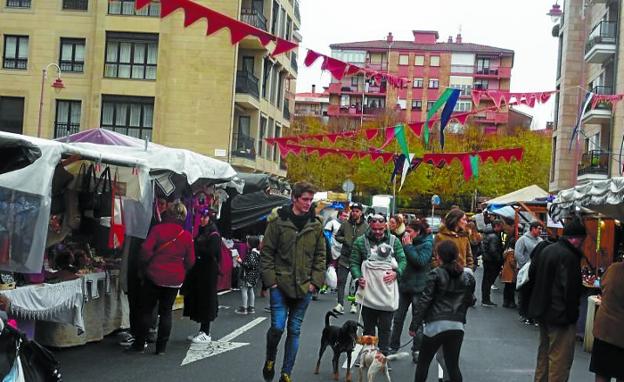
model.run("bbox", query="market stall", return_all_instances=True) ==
[0,129,238,346]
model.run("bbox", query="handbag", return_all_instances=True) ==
[93,167,113,219]
[108,173,125,250]
[77,163,96,212]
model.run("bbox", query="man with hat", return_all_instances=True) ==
[334,202,368,314]
[529,216,587,382]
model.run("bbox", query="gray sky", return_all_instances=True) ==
[295,0,559,128]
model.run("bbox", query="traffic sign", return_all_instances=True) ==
[342,179,355,193]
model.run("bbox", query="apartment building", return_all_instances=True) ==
[294,84,329,121]
[0,0,300,177]
[327,31,514,133]
[549,0,621,192]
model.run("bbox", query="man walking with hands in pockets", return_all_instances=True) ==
[261,182,326,382]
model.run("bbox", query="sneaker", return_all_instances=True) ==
[191,332,212,344]
[278,373,292,382]
[235,306,248,315]
[124,342,147,354]
[490,285,499,290]
[187,332,200,341]
[262,360,275,381]
[119,336,135,347]
[263,306,271,313]
[247,306,256,314]
[333,303,344,315]
[481,301,497,307]
[350,304,358,314]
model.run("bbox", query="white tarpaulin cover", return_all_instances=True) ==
[0,131,237,273]
[486,184,549,206]
[551,177,624,220]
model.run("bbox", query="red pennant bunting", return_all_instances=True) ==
[205,8,233,36]
[341,150,357,160]
[365,129,379,140]
[135,0,150,9]
[345,65,361,76]
[472,90,483,106]
[540,92,553,103]
[272,38,298,56]
[326,133,341,143]
[317,147,332,157]
[525,93,537,107]
[161,0,184,17]
[460,154,473,181]
[477,148,524,162]
[182,0,207,27]
[453,112,470,125]
[378,127,396,149]
[380,153,395,163]
[304,50,322,67]
[407,122,423,136]
[323,57,348,80]
[487,90,505,109]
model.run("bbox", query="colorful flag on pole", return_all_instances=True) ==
[424,88,455,145]
[439,89,461,150]
[569,91,594,150]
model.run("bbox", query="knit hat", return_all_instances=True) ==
[563,217,587,237]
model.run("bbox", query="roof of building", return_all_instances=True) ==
[296,91,329,98]
[329,40,514,56]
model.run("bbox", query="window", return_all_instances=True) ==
[3,35,28,70]
[101,95,154,139]
[396,99,407,110]
[273,124,281,161]
[414,55,424,66]
[262,58,271,99]
[428,78,439,89]
[277,71,285,109]
[427,101,435,111]
[258,116,267,157]
[411,100,422,110]
[340,94,349,108]
[235,116,252,152]
[108,0,160,16]
[351,76,359,87]
[105,32,158,80]
[271,1,279,35]
[0,96,24,134]
[62,0,88,10]
[474,79,489,90]
[59,38,85,73]
[430,56,440,67]
[54,100,81,138]
[6,0,30,8]
[454,101,472,112]
[413,78,423,88]
[270,67,279,105]
[266,117,274,159]
[399,54,409,65]
[476,57,490,73]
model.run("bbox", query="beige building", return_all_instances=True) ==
[0,0,300,177]
[549,0,620,191]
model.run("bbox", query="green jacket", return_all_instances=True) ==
[399,233,433,294]
[261,206,326,299]
[350,229,406,280]
[335,218,369,269]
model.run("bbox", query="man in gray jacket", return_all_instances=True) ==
[514,221,543,270]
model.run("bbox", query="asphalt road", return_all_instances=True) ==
[55,268,593,381]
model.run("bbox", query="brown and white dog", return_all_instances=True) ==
[356,335,409,382]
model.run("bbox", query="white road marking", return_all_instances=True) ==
[341,344,362,369]
[181,317,266,366]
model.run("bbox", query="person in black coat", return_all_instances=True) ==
[182,208,221,344]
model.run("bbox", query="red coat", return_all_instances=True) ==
[141,222,195,287]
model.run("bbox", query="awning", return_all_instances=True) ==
[551,177,624,220]
[486,184,549,206]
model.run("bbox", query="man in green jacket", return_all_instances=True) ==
[350,214,406,355]
[334,202,368,314]
[261,182,326,382]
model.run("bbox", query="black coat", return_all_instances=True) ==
[527,238,583,326]
[410,267,476,332]
[483,231,503,264]
[182,224,220,323]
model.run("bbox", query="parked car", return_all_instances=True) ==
[425,216,442,233]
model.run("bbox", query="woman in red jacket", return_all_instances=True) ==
[130,201,195,355]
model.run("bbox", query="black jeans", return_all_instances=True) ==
[135,279,179,352]
[503,283,516,306]
[361,306,393,355]
[481,261,500,303]
[390,291,423,352]
[335,265,350,306]
[414,330,464,382]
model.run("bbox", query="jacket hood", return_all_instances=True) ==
[437,225,467,238]
[523,231,540,241]
[275,204,318,224]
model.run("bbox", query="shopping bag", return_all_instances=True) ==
[2,354,24,382]
[77,163,96,212]
[108,172,125,249]
[325,265,337,289]
[93,167,113,218]
[516,260,531,290]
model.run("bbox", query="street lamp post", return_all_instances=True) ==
[37,63,65,138]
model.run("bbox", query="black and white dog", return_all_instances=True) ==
[314,311,362,381]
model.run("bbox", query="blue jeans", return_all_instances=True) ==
[266,287,312,375]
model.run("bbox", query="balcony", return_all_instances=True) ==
[294,0,300,22]
[585,20,617,64]
[578,150,609,182]
[283,99,291,120]
[231,133,256,159]
[327,104,385,117]
[235,70,260,109]
[54,123,80,139]
[583,86,613,124]
[240,8,267,31]
[6,0,31,8]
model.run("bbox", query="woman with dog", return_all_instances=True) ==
[409,240,476,382]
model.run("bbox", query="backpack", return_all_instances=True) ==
[518,239,553,317]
